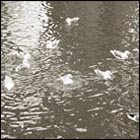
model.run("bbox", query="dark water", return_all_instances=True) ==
[1,1,139,139]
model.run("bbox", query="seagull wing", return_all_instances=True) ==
[110,50,124,59]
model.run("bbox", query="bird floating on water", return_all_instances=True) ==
[22,58,30,68]
[4,76,14,91]
[15,53,31,71]
[58,74,73,85]
[127,112,139,123]
[23,53,31,60]
[94,69,113,80]
[110,50,131,60]
[46,40,60,49]
[133,48,139,52]
[65,17,80,26]
[22,53,31,68]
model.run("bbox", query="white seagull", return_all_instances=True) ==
[127,112,139,123]
[94,69,113,80]
[22,53,31,68]
[23,53,31,60]
[15,53,31,71]
[46,40,60,49]
[4,76,14,91]
[58,74,73,85]
[110,50,131,60]
[65,17,80,26]
[22,58,30,68]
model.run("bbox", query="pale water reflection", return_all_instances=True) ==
[1,1,139,139]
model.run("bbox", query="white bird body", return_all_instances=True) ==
[127,112,139,123]
[94,69,113,80]
[15,53,31,71]
[133,48,139,52]
[65,17,80,26]
[23,59,30,68]
[110,50,131,60]
[59,74,73,85]
[46,40,60,49]
[23,53,31,60]
[22,53,31,68]
[4,76,14,91]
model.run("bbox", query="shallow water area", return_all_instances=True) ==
[1,1,139,139]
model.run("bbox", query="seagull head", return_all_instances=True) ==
[106,70,112,75]
[67,74,73,79]
[125,51,131,55]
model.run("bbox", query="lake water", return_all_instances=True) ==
[1,1,139,139]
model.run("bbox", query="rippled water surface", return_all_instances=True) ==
[1,1,139,139]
